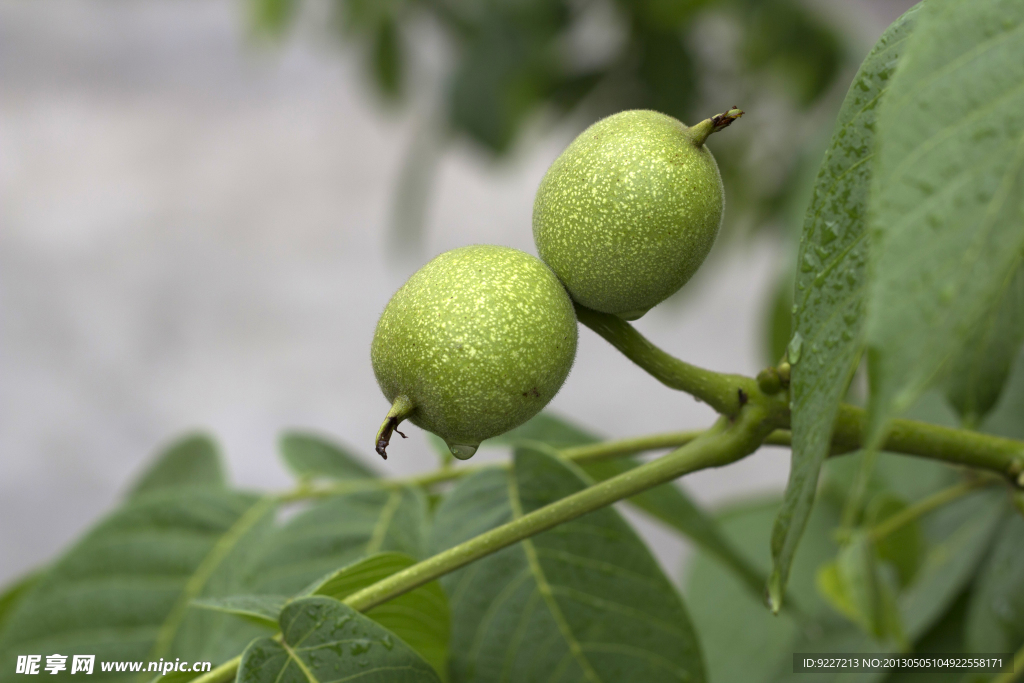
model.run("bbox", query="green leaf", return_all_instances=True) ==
[483,411,599,448]
[965,511,1024,652]
[946,263,1024,426]
[771,3,921,612]
[238,596,441,683]
[980,346,1024,438]
[431,445,706,683]
[817,532,905,644]
[899,489,1006,639]
[190,595,288,627]
[738,0,843,106]
[0,490,277,679]
[865,494,923,588]
[129,433,225,498]
[249,487,428,595]
[579,456,768,599]
[278,431,378,480]
[685,497,840,683]
[883,590,971,683]
[372,16,403,99]
[0,572,39,636]
[147,670,206,683]
[304,553,450,680]
[248,0,297,38]
[865,0,1024,442]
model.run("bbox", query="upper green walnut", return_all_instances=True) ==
[533,108,740,320]
[371,245,577,460]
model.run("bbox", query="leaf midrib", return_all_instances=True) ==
[147,495,276,663]
[507,472,603,683]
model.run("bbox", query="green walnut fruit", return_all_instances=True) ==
[371,245,577,460]
[533,108,742,320]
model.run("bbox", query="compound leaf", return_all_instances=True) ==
[238,597,440,683]
[770,3,921,611]
[865,0,1024,443]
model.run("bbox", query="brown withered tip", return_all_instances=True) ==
[375,418,407,460]
[710,107,744,134]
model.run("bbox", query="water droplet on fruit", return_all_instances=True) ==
[449,443,478,460]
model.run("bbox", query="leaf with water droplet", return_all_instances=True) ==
[865,0,1024,446]
[788,332,804,365]
[238,597,441,683]
[770,3,922,613]
[945,263,1024,426]
[303,552,450,679]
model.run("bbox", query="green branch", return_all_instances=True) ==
[832,404,1024,480]
[341,407,772,612]
[277,427,795,502]
[574,304,760,416]
[577,304,1024,481]
[869,478,991,542]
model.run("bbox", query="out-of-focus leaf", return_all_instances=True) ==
[304,553,450,680]
[431,446,706,683]
[0,490,277,678]
[248,0,297,38]
[580,456,767,599]
[865,0,1024,444]
[883,591,971,683]
[448,9,566,153]
[980,346,1024,439]
[737,0,843,106]
[632,26,696,121]
[278,430,378,480]
[189,595,287,628]
[770,4,921,612]
[373,16,403,99]
[237,597,440,683]
[816,532,905,644]
[899,490,1006,638]
[966,511,1024,653]
[685,496,840,683]
[0,572,39,636]
[866,494,922,588]
[147,670,205,683]
[129,433,225,498]
[249,487,428,595]
[946,263,1024,426]
[483,411,598,448]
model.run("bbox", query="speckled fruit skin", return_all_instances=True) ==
[533,110,724,319]
[371,245,577,450]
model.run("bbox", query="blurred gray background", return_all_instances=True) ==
[0,0,913,587]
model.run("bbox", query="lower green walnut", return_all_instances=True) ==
[533,108,741,319]
[371,245,577,460]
